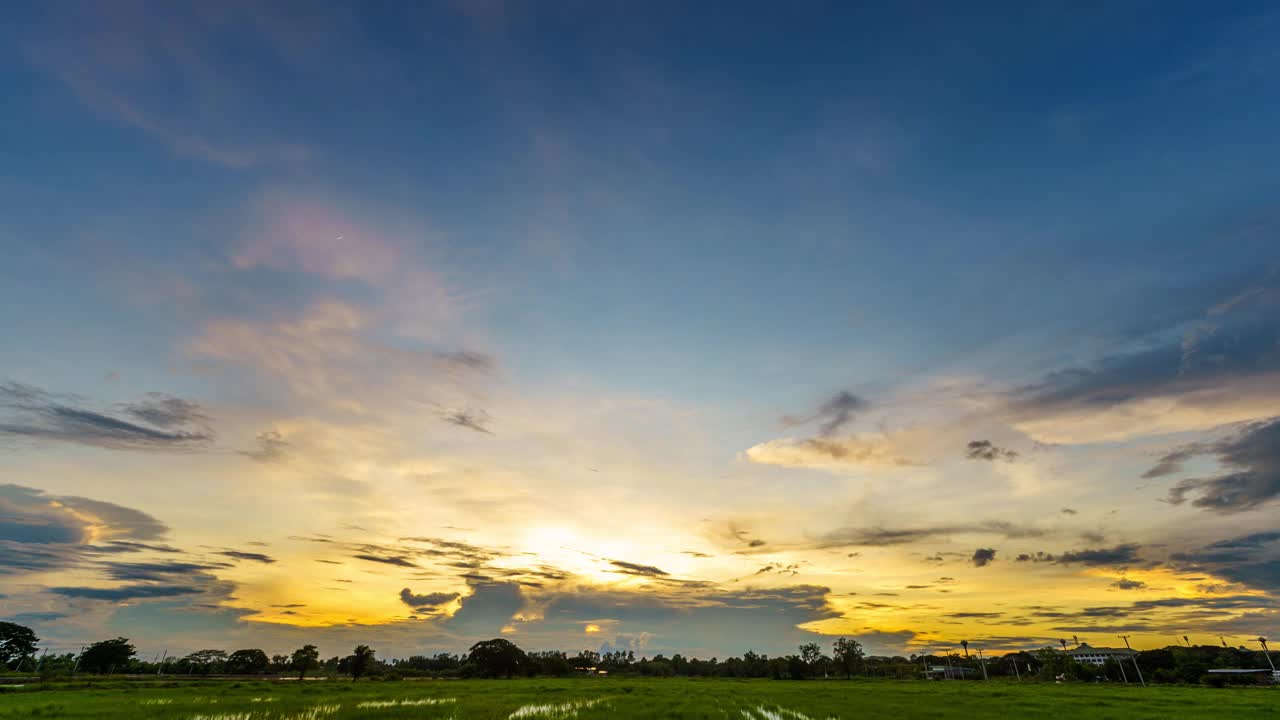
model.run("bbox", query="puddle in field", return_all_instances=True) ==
[741,706,837,720]
[187,703,341,720]
[508,697,606,718]
[356,697,458,708]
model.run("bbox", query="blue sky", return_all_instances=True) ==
[2,1,1279,660]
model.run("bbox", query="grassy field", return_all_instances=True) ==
[0,678,1274,719]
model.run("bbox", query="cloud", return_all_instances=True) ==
[1149,417,1280,513]
[225,191,471,345]
[101,561,231,582]
[753,563,800,577]
[531,584,841,656]
[1057,544,1143,567]
[0,543,89,575]
[186,300,482,414]
[965,440,1018,462]
[37,556,236,605]
[19,2,337,169]
[216,550,276,564]
[1035,594,1278,635]
[436,350,495,373]
[124,394,207,428]
[1013,544,1145,569]
[607,559,669,578]
[971,548,997,567]
[1015,551,1055,563]
[242,430,289,463]
[781,391,866,436]
[49,584,206,601]
[745,436,914,469]
[441,409,493,434]
[352,554,418,568]
[817,521,1044,548]
[0,382,212,451]
[1009,311,1280,444]
[1169,531,1280,593]
[444,581,526,636]
[1111,579,1146,590]
[0,484,169,573]
[399,588,460,609]
[94,541,182,554]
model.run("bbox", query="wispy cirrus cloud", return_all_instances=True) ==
[440,409,494,434]
[815,521,1046,549]
[780,391,865,436]
[242,430,289,463]
[17,1,367,169]
[0,382,212,451]
[744,434,916,469]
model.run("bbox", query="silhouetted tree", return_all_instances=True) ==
[350,644,376,679]
[799,643,822,678]
[79,638,136,674]
[184,649,228,675]
[467,638,527,678]
[0,622,38,670]
[832,638,865,679]
[528,650,572,676]
[227,648,270,675]
[291,644,320,680]
[569,649,600,671]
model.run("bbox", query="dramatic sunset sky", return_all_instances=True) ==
[2,2,1279,660]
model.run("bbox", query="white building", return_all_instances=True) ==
[1068,643,1135,666]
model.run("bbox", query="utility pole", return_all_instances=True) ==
[944,650,955,680]
[1118,635,1145,687]
[1012,652,1021,681]
[72,646,84,674]
[157,650,168,676]
[1259,638,1276,673]
[976,648,989,681]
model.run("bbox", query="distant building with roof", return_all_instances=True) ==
[923,665,981,679]
[1206,668,1280,684]
[1068,643,1135,666]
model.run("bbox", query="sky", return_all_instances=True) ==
[2,1,1279,661]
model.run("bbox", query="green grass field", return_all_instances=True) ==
[0,678,1274,719]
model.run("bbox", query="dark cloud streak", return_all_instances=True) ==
[0,382,212,451]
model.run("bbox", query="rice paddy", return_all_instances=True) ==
[0,677,1273,719]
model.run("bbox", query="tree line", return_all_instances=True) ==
[1,621,1273,686]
